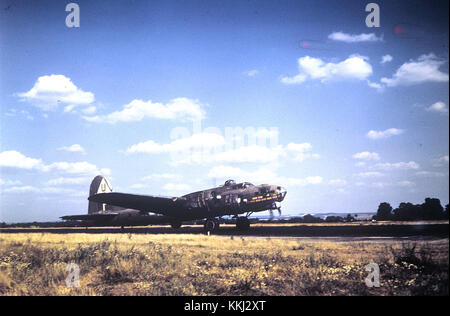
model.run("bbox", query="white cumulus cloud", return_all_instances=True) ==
[0,150,110,176]
[328,32,383,43]
[432,155,449,167]
[126,133,225,155]
[84,97,206,123]
[286,142,320,162]
[352,152,380,161]
[281,55,373,84]
[380,54,393,64]
[125,134,319,165]
[380,54,449,87]
[0,150,44,170]
[426,101,448,114]
[43,162,111,176]
[366,128,404,140]
[57,144,86,154]
[17,74,95,112]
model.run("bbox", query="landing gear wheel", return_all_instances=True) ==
[204,219,219,233]
[171,221,182,229]
[236,217,250,231]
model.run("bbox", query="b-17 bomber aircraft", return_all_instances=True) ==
[61,175,287,232]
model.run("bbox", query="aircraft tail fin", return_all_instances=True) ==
[88,175,113,214]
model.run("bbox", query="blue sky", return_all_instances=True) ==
[1,0,448,222]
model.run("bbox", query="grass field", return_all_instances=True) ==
[0,232,448,296]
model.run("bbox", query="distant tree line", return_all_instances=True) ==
[263,213,357,224]
[219,214,358,224]
[374,198,449,221]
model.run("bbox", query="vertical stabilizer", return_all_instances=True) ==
[88,175,113,214]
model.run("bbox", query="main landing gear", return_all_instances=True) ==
[202,216,251,233]
[203,219,220,233]
[171,220,182,229]
[236,217,250,231]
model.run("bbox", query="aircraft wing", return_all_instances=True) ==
[60,213,118,221]
[88,192,185,217]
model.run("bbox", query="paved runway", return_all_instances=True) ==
[0,222,448,241]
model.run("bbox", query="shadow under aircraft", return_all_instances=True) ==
[61,175,287,232]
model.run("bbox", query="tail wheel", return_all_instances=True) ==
[236,217,250,231]
[204,219,219,233]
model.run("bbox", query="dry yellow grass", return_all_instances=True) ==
[0,233,448,296]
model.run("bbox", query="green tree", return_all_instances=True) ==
[376,202,393,220]
[302,214,322,223]
[393,202,423,221]
[422,198,444,220]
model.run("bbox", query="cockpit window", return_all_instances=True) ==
[259,187,269,194]
[224,179,236,186]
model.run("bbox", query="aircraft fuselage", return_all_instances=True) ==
[180,181,286,220]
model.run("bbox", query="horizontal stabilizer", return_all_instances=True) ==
[60,213,118,221]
